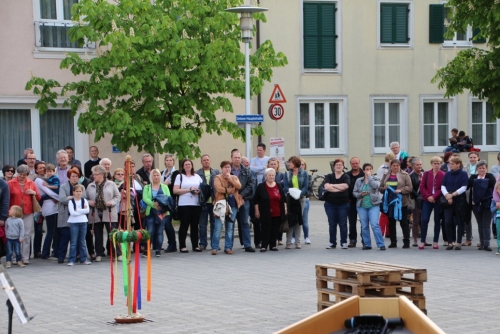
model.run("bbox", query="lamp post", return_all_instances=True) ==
[225,4,268,159]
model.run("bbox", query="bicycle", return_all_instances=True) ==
[308,169,325,200]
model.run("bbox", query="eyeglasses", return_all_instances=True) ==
[115,173,124,176]
[6,170,14,173]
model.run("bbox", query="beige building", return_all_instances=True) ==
[0,0,496,175]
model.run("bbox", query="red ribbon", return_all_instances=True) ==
[110,236,114,306]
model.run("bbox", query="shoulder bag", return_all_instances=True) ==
[31,183,42,213]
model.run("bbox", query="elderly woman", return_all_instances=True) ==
[284,156,308,249]
[267,157,285,244]
[57,167,88,263]
[300,158,311,244]
[353,163,385,250]
[419,156,445,250]
[468,160,496,251]
[113,168,125,187]
[254,167,286,252]
[8,165,41,264]
[142,168,172,257]
[2,165,15,181]
[409,158,424,246]
[99,158,113,181]
[441,156,469,250]
[380,159,412,249]
[390,142,409,164]
[211,161,242,255]
[87,165,120,261]
[323,158,350,249]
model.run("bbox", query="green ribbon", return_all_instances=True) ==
[121,242,128,297]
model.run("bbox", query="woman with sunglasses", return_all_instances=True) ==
[2,165,15,181]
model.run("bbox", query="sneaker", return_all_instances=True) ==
[326,244,336,249]
[23,260,29,265]
[83,260,92,265]
[117,256,123,262]
[17,261,25,268]
[141,253,147,258]
[95,256,102,262]
[199,245,207,251]
[291,237,296,244]
[496,251,500,255]
[5,262,11,268]
[155,251,161,257]
[11,259,17,265]
[341,243,348,249]
[67,262,75,266]
[362,246,372,250]
[380,246,386,251]
[305,238,311,244]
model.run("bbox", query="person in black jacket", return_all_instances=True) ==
[346,157,364,247]
[84,146,101,179]
[409,158,424,247]
[136,153,154,185]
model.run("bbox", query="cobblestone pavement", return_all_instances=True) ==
[0,201,498,333]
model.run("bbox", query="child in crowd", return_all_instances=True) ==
[5,205,25,268]
[493,182,500,255]
[39,164,60,204]
[67,184,91,266]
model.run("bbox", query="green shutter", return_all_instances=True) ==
[429,4,444,43]
[303,2,336,69]
[473,28,486,43]
[380,3,409,44]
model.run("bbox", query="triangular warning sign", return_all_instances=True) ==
[268,84,287,103]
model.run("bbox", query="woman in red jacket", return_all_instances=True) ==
[8,164,41,264]
[419,156,445,250]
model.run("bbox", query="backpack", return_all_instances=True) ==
[70,198,85,213]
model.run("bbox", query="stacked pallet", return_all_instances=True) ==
[316,261,427,313]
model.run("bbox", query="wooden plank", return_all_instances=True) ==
[366,261,427,272]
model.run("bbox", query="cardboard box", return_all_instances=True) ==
[275,296,445,334]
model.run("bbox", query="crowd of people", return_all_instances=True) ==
[1,140,499,269]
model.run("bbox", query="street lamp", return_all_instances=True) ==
[225,4,268,159]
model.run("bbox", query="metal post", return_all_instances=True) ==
[6,299,13,334]
[245,40,251,159]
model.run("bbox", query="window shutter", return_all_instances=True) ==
[394,5,409,43]
[429,4,444,43]
[380,4,394,43]
[381,3,409,44]
[303,2,336,69]
[473,28,486,43]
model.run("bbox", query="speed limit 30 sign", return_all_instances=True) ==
[269,103,284,121]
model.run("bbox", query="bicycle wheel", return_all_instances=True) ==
[311,175,325,200]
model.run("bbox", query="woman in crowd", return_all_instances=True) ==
[352,163,385,250]
[377,152,396,238]
[142,169,173,257]
[419,156,445,250]
[8,164,41,264]
[267,157,285,245]
[87,165,120,261]
[71,165,91,188]
[57,167,87,263]
[468,160,496,251]
[440,152,453,172]
[441,156,468,250]
[410,158,424,247]
[300,158,311,244]
[99,158,113,181]
[173,159,203,253]
[113,168,125,188]
[211,161,241,255]
[323,158,350,249]
[463,152,480,246]
[161,154,177,185]
[2,165,15,181]
[254,168,286,252]
[284,156,308,249]
[380,159,412,249]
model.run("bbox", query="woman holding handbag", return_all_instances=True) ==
[211,161,242,255]
[254,168,287,252]
[8,164,41,264]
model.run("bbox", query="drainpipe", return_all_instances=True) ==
[257,2,262,145]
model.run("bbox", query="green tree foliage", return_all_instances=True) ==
[431,0,500,114]
[26,0,287,157]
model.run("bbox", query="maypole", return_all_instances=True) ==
[110,155,150,323]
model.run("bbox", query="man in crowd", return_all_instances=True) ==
[17,148,35,167]
[347,157,364,247]
[55,150,70,185]
[196,154,220,250]
[65,146,82,167]
[25,152,37,179]
[137,153,153,185]
[231,150,255,253]
[84,146,101,178]
[243,156,260,247]
[250,143,269,184]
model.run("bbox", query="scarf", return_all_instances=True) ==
[442,169,468,193]
[95,181,107,212]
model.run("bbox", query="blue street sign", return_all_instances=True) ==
[236,114,264,123]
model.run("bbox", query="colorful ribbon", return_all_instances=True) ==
[121,243,128,297]
[147,239,151,301]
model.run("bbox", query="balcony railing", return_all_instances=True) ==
[34,21,96,49]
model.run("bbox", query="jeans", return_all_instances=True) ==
[41,214,58,259]
[495,218,500,249]
[69,223,89,263]
[348,200,359,243]
[388,206,410,244]
[236,200,252,248]
[57,227,71,261]
[324,202,350,246]
[421,201,441,243]
[199,203,215,248]
[302,198,310,238]
[33,215,44,256]
[178,205,201,250]
[146,211,166,252]
[211,206,238,251]
[357,206,385,248]
[473,207,492,247]
[6,239,21,262]
[164,214,177,251]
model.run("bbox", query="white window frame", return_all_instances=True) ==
[370,96,408,154]
[296,96,348,156]
[441,0,473,48]
[0,96,89,163]
[32,0,96,59]
[377,0,414,49]
[420,95,457,153]
[300,0,342,75]
[469,96,500,151]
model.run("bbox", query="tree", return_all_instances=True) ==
[26,0,287,158]
[431,0,500,115]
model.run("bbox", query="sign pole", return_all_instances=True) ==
[275,120,278,137]
[244,41,251,159]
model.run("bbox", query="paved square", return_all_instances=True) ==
[1,201,498,333]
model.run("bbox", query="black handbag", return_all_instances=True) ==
[439,195,452,208]
[280,219,289,233]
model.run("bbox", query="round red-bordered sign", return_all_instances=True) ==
[269,103,285,120]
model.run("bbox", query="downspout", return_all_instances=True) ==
[257,3,262,145]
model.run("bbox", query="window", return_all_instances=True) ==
[429,3,486,45]
[36,0,80,48]
[0,110,32,167]
[298,98,347,155]
[420,97,457,153]
[302,1,340,72]
[371,97,408,154]
[40,110,75,163]
[471,100,498,150]
[378,1,413,48]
